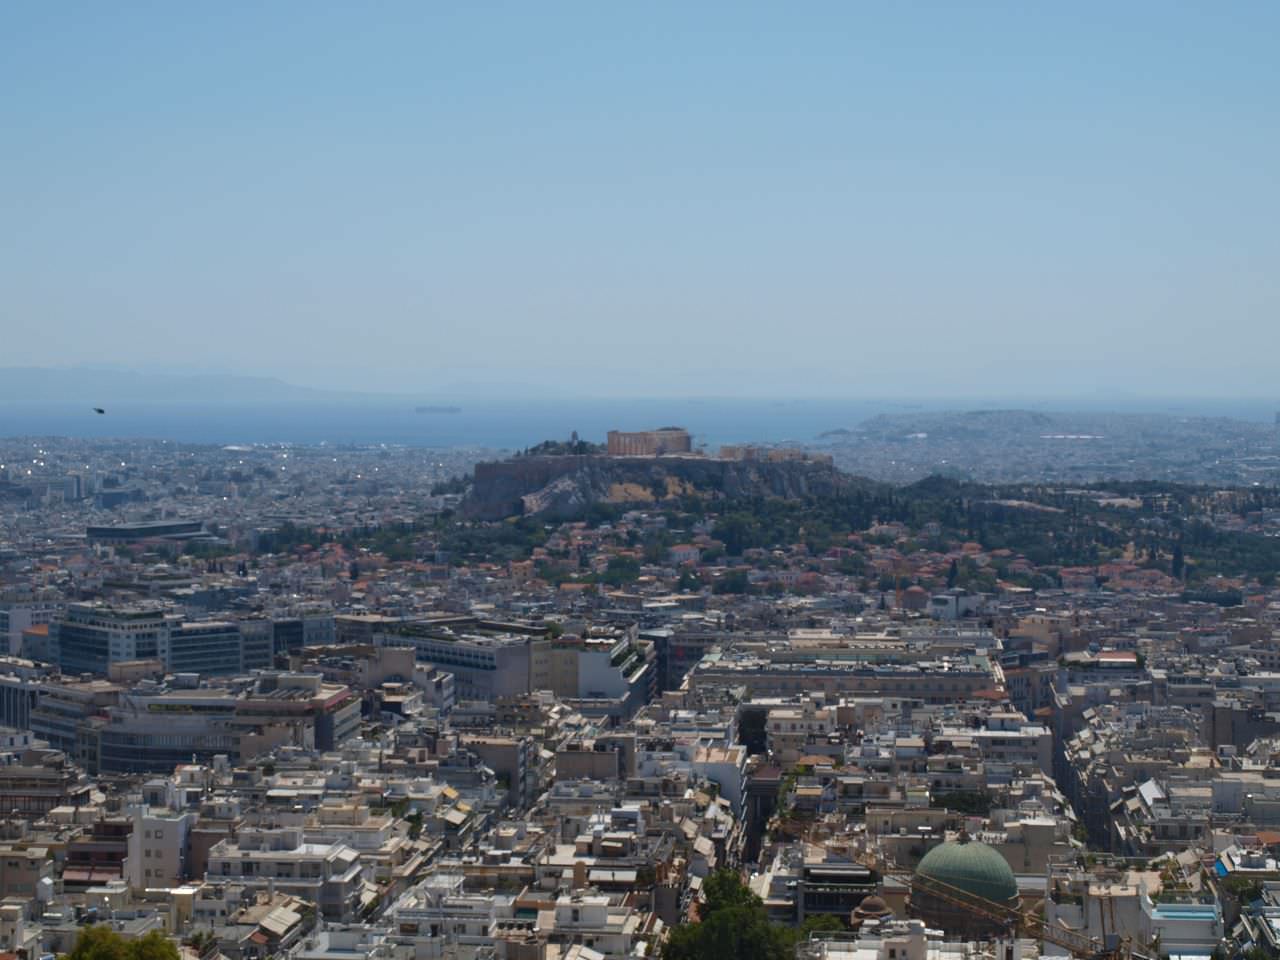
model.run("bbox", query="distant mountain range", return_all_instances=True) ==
[813,407,1280,486]
[847,408,1265,441]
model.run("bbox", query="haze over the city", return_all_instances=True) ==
[10,9,1280,957]
[4,2,1278,398]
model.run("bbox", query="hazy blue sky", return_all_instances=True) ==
[4,2,1278,398]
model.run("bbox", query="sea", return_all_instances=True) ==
[0,397,1274,450]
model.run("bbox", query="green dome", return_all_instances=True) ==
[915,839,1018,905]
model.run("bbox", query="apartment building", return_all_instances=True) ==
[768,700,838,765]
[0,746,94,814]
[207,827,364,920]
[381,619,539,701]
[53,602,248,676]
[0,599,57,656]
[689,656,997,703]
[933,712,1054,776]
[0,843,53,900]
[539,892,643,959]
[125,804,195,891]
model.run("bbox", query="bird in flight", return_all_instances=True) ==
[93,407,105,415]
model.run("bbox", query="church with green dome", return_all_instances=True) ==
[910,836,1020,938]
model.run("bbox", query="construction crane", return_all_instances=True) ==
[875,867,1148,960]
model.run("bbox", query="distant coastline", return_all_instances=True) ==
[0,396,1275,450]
[414,405,463,414]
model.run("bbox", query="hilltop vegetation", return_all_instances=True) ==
[243,473,1280,594]
[706,477,1280,586]
[514,438,605,457]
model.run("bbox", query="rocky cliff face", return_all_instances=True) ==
[462,455,852,520]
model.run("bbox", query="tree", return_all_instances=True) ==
[1224,874,1263,905]
[430,474,472,496]
[713,569,750,595]
[597,555,641,586]
[64,927,180,960]
[1171,541,1185,580]
[946,558,959,589]
[64,926,129,960]
[406,810,424,839]
[677,569,702,592]
[662,870,794,960]
[799,914,846,938]
[129,931,182,960]
[700,869,762,916]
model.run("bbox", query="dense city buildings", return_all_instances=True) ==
[8,0,1272,955]
[1,429,1279,960]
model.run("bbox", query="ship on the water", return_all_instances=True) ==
[414,405,462,414]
